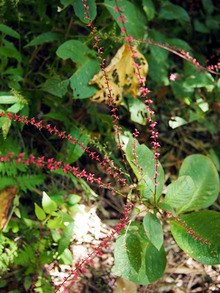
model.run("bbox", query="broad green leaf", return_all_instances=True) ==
[112,221,166,284]
[58,222,74,255]
[127,96,147,125]
[7,103,24,113]
[56,40,93,64]
[70,58,100,99]
[43,112,70,125]
[0,94,18,104]
[206,18,219,30]
[0,47,21,62]
[208,149,220,171]
[68,194,81,205]
[159,1,190,23]
[171,78,194,99]
[59,248,73,264]
[67,126,89,164]
[163,176,195,214]
[42,76,69,98]
[143,213,163,250]
[201,0,214,15]
[104,0,145,39]
[194,19,210,33]
[50,229,61,242]
[56,211,74,223]
[0,24,20,39]
[60,0,74,9]
[24,32,61,47]
[167,38,192,52]
[47,217,66,230]
[169,116,187,129]
[42,191,57,214]
[126,137,164,202]
[142,0,155,21]
[149,30,169,63]
[1,116,12,139]
[183,72,214,91]
[73,0,97,23]
[147,58,169,85]
[178,155,219,212]
[34,203,46,221]
[170,211,220,265]
[158,202,176,216]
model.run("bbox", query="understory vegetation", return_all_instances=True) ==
[0,0,219,292]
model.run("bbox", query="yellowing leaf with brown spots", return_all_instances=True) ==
[0,186,17,230]
[89,44,148,105]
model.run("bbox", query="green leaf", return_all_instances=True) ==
[68,194,81,205]
[169,116,187,129]
[127,96,147,125]
[163,176,195,214]
[149,30,169,63]
[42,191,57,214]
[58,222,74,255]
[112,221,166,284]
[126,137,164,202]
[171,78,194,99]
[1,116,12,139]
[183,72,214,91]
[59,248,73,264]
[70,58,100,99]
[143,213,163,250]
[0,47,21,62]
[0,24,20,39]
[201,0,214,15]
[167,38,192,52]
[159,1,190,23]
[194,19,210,33]
[73,0,97,23]
[56,40,93,64]
[42,76,69,98]
[67,126,89,164]
[57,211,74,223]
[178,155,219,212]
[170,211,220,265]
[47,217,65,229]
[147,58,169,85]
[104,0,145,39]
[142,0,155,21]
[158,202,176,216]
[25,32,62,47]
[60,0,74,9]
[0,94,18,104]
[34,203,46,221]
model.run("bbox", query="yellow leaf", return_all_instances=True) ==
[0,186,17,230]
[89,44,148,105]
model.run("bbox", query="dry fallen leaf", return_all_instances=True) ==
[113,277,137,293]
[89,44,148,105]
[0,186,17,230]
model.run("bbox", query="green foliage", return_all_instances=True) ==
[126,137,164,202]
[0,0,219,290]
[122,145,220,284]
[170,211,220,265]
[112,221,166,284]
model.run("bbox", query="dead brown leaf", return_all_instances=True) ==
[89,44,148,105]
[0,186,17,230]
[113,277,137,293]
